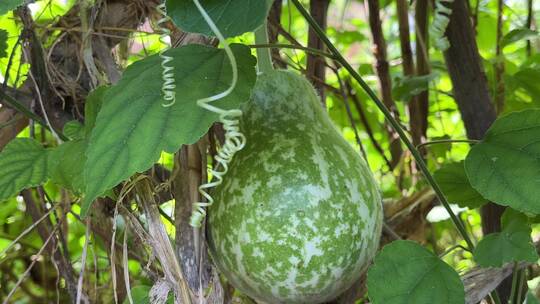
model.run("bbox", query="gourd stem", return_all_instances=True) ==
[254,21,274,73]
[290,0,475,251]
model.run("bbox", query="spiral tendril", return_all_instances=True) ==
[157,3,176,107]
[430,0,454,51]
[188,0,244,228]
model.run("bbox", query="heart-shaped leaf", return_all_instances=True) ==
[473,209,538,267]
[434,161,488,209]
[0,138,49,201]
[82,44,256,217]
[465,109,540,214]
[166,0,272,38]
[367,240,465,304]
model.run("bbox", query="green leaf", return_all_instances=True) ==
[473,209,538,267]
[465,109,540,214]
[511,68,540,105]
[63,121,85,140]
[392,73,438,102]
[0,0,24,15]
[166,0,272,38]
[526,291,540,304]
[0,29,7,59]
[82,44,256,217]
[0,138,49,201]
[434,161,488,209]
[84,86,107,136]
[502,29,538,48]
[367,240,465,304]
[49,139,86,194]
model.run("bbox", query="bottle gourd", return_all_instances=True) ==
[208,70,383,303]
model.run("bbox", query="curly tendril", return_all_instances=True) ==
[157,0,244,228]
[157,3,176,107]
[189,0,243,228]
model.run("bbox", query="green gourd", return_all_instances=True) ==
[208,70,383,303]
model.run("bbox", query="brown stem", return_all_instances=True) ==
[173,143,212,293]
[346,81,394,170]
[444,0,510,300]
[365,0,403,169]
[267,0,286,68]
[307,0,330,105]
[21,189,88,303]
[414,0,430,148]
[526,0,534,55]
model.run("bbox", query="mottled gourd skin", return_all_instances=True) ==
[208,70,383,304]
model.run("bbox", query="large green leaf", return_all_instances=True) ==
[367,240,465,304]
[0,29,7,59]
[82,44,256,217]
[473,209,538,267]
[502,29,538,48]
[0,0,24,15]
[166,0,272,38]
[0,138,49,201]
[434,161,488,209]
[465,109,540,214]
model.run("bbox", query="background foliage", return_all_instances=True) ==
[0,0,540,303]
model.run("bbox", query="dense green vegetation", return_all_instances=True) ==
[0,0,539,303]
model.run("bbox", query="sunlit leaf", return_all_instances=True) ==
[0,138,48,201]
[465,109,540,214]
[473,209,538,267]
[502,29,538,48]
[367,240,465,304]
[0,0,24,16]
[434,161,487,209]
[166,0,272,38]
[511,68,540,105]
[82,44,256,217]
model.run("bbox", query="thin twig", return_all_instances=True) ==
[21,48,62,143]
[2,221,62,304]
[0,204,59,257]
[76,218,91,304]
[123,230,133,304]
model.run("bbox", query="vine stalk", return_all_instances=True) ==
[254,24,274,73]
[290,0,475,250]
